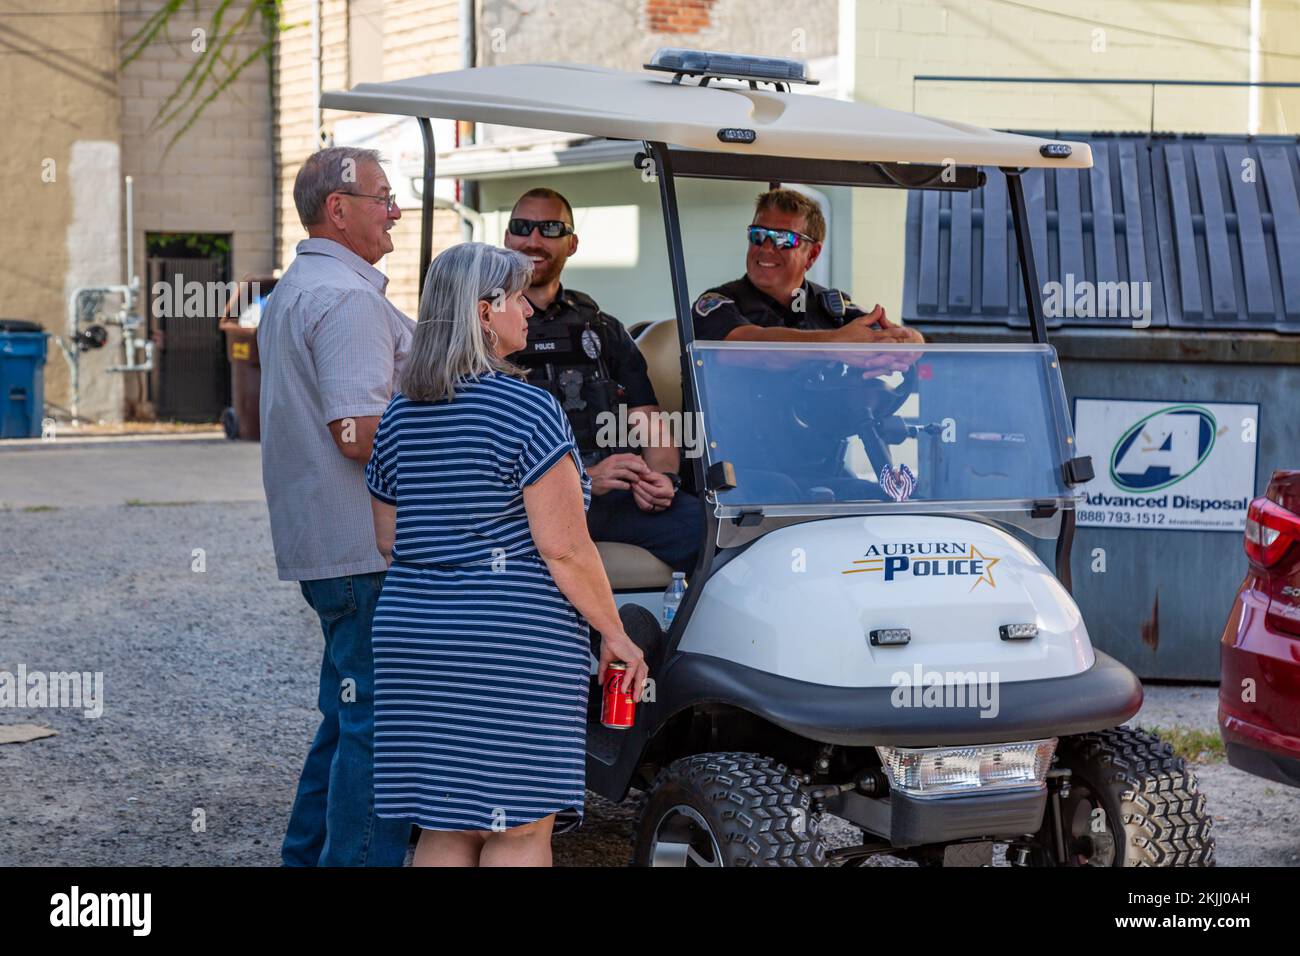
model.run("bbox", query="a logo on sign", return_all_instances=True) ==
[843,542,1000,592]
[1109,404,1217,493]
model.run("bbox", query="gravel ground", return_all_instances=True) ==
[0,438,1296,866]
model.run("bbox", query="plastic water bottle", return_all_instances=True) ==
[662,572,686,630]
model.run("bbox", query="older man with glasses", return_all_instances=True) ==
[257,146,414,866]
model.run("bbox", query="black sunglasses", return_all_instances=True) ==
[508,218,574,239]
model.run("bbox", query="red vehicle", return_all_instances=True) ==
[1220,470,1300,788]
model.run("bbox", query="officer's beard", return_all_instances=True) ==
[523,250,564,288]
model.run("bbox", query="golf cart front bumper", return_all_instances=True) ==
[826,784,1048,848]
[660,649,1141,747]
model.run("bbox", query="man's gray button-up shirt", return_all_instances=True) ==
[258,238,414,581]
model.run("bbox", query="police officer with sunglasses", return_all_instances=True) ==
[504,188,701,574]
[690,189,925,501]
[692,188,924,349]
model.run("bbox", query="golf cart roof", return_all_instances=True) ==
[320,60,1091,170]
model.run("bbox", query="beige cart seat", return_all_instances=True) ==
[596,542,674,591]
[635,318,683,415]
[592,318,685,590]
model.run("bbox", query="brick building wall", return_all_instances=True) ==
[645,0,716,34]
[5,0,123,421]
[276,0,463,320]
[118,0,276,419]
[119,2,275,286]
[4,1,274,422]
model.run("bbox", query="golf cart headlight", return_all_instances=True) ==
[875,739,1056,797]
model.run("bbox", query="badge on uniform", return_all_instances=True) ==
[581,328,601,360]
[694,293,732,317]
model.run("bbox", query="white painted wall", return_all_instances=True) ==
[63,141,126,423]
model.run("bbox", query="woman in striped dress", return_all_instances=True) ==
[364,242,648,867]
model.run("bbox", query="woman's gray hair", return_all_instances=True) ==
[399,242,534,402]
[293,146,383,227]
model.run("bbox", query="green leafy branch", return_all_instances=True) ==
[120,0,291,154]
[146,232,232,258]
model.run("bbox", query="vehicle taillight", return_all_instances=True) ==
[1244,497,1300,567]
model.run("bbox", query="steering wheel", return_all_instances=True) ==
[795,359,921,483]
[799,360,919,415]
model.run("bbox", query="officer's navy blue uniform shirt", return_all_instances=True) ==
[692,275,863,341]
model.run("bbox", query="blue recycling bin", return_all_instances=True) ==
[0,319,48,439]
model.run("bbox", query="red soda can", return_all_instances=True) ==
[602,662,636,730]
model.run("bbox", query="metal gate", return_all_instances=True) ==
[146,255,231,422]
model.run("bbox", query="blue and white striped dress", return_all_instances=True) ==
[364,372,593,832]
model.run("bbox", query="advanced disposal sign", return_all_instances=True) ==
[1073,399,1259,532]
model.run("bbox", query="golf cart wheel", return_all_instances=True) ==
[1031,726,1215,867]
[631,752,827,867]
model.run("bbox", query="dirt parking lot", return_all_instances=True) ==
[1,437,1296,866]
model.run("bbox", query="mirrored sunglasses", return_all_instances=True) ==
[747,225,814,250]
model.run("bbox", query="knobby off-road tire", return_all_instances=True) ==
[1036,726,1215,867]
[632,752,828,867]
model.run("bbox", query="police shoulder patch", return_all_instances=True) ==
[694,292,733,317]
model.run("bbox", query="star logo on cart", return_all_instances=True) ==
[843,542,1001,591]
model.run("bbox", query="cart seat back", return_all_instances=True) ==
[592,319,683,592]
[634,319,683,415]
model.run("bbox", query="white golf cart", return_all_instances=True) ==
[323,50,1214,867]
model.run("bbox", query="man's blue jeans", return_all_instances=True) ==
[282,571,411,866]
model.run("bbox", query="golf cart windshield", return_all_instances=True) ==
[689,342,1079,518]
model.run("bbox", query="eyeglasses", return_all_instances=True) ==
[507,218,574,238]
[747,225,816,250]
[337,190,398,213]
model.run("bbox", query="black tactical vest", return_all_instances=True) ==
[512,288,626,462]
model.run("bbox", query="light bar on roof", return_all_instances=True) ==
[646,48,815,85]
